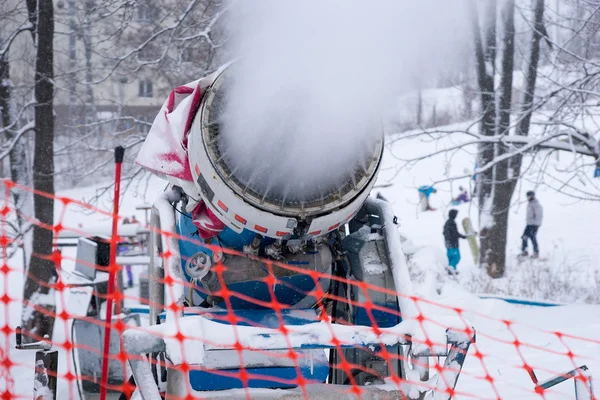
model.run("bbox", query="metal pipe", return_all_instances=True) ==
[148,207,164,325]
[149,188,184,323]
[100,146,126,400]
[364,197,434,399]
[574,370,594,400]
[123,329,166,400]
[364,197,417,320]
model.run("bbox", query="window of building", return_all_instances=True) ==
[182,47,194,63]
[138,80,153,98]
[138,45,156,61]
[181,45,209,64]
[69,33,77,59]
[137,121,151,134]
[137,4,158,23]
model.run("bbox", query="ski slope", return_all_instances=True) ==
[376,120,600,304]
[1,119,599,398]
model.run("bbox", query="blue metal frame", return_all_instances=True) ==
[176,213,328,310]
[164,308,331,390]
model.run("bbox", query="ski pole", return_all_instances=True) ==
[100,146,125,400]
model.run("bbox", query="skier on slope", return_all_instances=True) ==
[451,186,470,205]
[443,209,467,274]
[418,185,437,211]
[521,190,543,259]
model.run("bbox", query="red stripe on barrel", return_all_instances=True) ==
[217,200,228,212]
[194,164,200,176]
[309,230,321,236]
[235,214,247,225]
[328,223,340,231]
[254,224,268,233]
[276,231,288,237]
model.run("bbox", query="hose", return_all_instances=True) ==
[327,231,349,384]
[71,321,84,400]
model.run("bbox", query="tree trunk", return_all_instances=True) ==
[497,0,515,138]
[470,0,503,275]
[480,0,517,278]
[516,0,545,138]
[510,0,546,184]
[0,54,32,261]
[477,0,545,278]
[21,0,57,342]
[484,0,498,78]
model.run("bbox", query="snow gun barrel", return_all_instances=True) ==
[187,64,385,240]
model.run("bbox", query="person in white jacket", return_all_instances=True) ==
[521,190,543,258]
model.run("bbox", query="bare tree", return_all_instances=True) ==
[469,0,520,277]
[51,0,230,189]
[387,0,600,278]
[20,0,57,341]
[0,2,35,260]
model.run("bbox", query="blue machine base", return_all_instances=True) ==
[160,308,330,391]
[189,365,329,391]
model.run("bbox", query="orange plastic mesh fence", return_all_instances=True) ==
[0,179,597,399]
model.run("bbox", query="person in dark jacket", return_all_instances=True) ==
[443,209,466,272]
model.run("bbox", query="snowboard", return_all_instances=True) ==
[462,217,479,264]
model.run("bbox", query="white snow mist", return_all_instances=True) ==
[219,1,470,204]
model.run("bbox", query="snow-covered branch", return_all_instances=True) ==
[0,21,34,57]
[85,0,224,85]
[0,121,34,162]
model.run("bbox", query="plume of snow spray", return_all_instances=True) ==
[219,0,470,203]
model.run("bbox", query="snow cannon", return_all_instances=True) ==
[123,63,475,399]
[188,64,385,241]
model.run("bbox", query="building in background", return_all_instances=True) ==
[3,0,226,188]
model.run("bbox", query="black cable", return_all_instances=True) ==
[327,266,341,384]
[327,232,348,384]
[170,202,192,220]
[71,320,84,400]
[118,376,136,400]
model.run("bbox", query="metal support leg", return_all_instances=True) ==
[575,374,594,400]
[536,365,595,400]
[431,334,475,400]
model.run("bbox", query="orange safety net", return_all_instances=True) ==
[0,178,597,400]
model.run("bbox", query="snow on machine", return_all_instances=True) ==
[123,63,475,399]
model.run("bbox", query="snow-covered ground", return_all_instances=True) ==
[377,120,600,304]
[377,122,600,398]
[1,117,599,398]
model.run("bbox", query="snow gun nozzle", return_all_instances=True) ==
[114,146,125,164]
